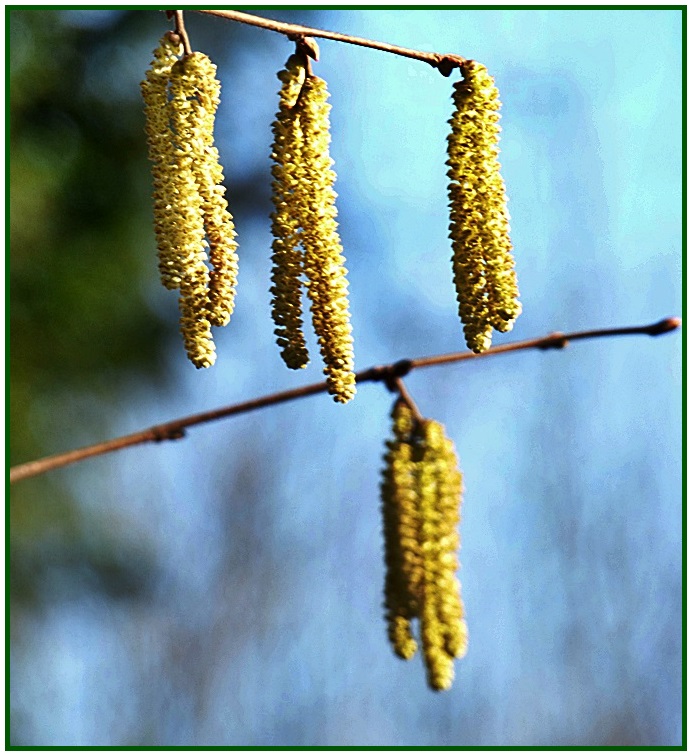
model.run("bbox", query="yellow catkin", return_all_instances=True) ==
[176,53,239,329]
[269,55,309,370]
[142,42,237,369]
[141,32,184,291]
[380,402,467,691]
[416,420,467,691]
[269,60,356,403]
[299,75,356,404]
[381,399,421,660]
[168,56,216,368]
[446,61,521,353]
[436,434,468,661]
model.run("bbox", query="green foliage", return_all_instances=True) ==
[10,10,171,397]
[9,10,173,604]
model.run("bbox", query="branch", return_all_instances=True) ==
[9,318,679,485]
[391,377,425,425]
[171,10,193,56]
[193,9,466,76]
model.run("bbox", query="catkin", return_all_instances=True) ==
[269,55,309,370]
[446,61,521,353]
[381,399,468,691]
[141,38,239,368]
[177,53,239,329]
[381,399,421,661]
[141,32,183,290]
[269,58,356,404]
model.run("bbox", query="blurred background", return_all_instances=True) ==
[9,8,683,747]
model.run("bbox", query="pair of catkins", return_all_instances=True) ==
[141,32,238,369]
[142,34,521,395]
[141,35,354,402]
[381,397,468,691]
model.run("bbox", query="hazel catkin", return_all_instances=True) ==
[380,399,468,691]
[269,55,309,370]
[299,75,356,404]
[381,399,421,660]
[141,38,238,368]
[174,53,239,329]
[141,32,183,290]
[446,61,521,353]
[269,57,356,404]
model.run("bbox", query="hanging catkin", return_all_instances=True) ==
[141,32,183,290]
[141,36,239,368]
[381,398,468,691]
[176,53,239,330]
[381,398,421,662]
[269,55,309,370]
[446,61,521,353]
[269,56,356,404]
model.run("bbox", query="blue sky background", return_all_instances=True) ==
[11,8,682,746]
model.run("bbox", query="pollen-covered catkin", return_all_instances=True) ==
[415,419,467,691]
[381,399,421,661]
[446,61,521,353]
[140,32,183,290]
[268,59,356,403]
[269,55,309,370]
[167,55,217,367]
[299,75,356,404]
[174,53,239,329]
[380,401,468,691]
[142,38,239,369]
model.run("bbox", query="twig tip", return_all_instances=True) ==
[649,317,682,336]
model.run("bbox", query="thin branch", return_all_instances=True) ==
[392,377,425,425]
[194,9,466,76]
[8,318,680,485]
[405,317,681,371]
[171,10,192,56]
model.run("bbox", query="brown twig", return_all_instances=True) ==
[8,318,680,485]
[291,38,316,112]
[171,9,193,56]
[392,377,424,425]
[193,9,466,76]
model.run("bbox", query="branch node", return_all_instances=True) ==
[434,54,466,77]
[392,358,413,379]
[383,359,414,392]
[150,425,186,443]
[537,332,569,350]
[290,34,320,61]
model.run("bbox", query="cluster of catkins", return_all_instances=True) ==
[141,30,520,690]
[142,32,520,372]
[447,60,522,353]
[142,40,356,402]
[141,33,239,368]
[381,398,468,691]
